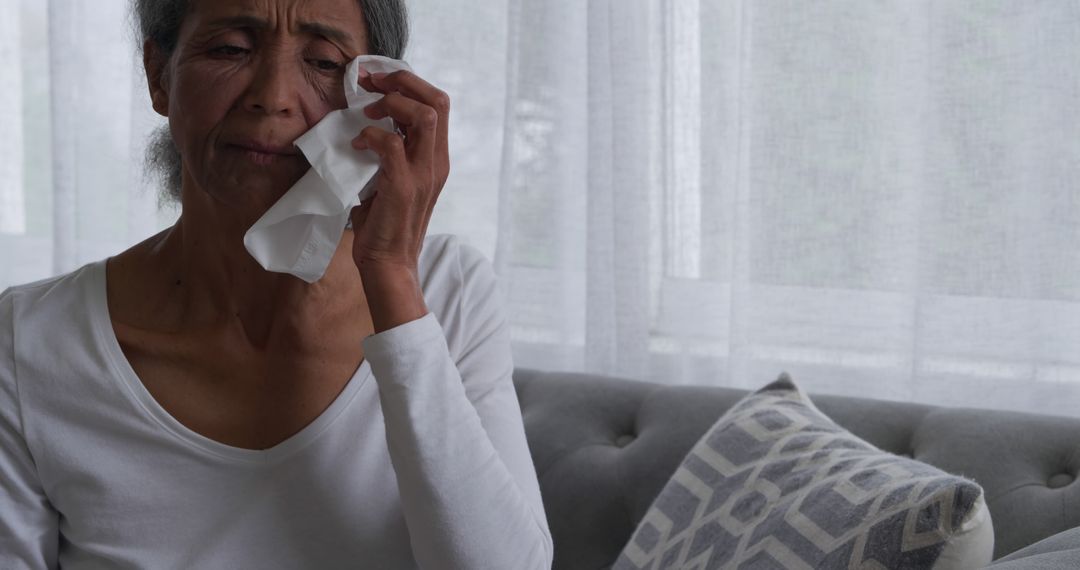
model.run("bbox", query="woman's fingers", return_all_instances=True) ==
[368,71,450,160]
[357,71,385,95]
[362,92,437,168]
[352,126,409,185]
[347,67,451,279]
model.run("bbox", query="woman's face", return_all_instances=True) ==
[150,0,368,215]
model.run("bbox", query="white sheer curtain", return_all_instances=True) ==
[3,0,1079,416]
[494,0,1080,417]
[2,0,173,287]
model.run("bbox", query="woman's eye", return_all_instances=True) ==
[211,45,249,57]
[308,59,344,72]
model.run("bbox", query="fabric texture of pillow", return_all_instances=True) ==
[613,374,994,570]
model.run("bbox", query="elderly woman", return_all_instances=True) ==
[0,0,552,568]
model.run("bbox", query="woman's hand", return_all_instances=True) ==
[349,69,451,332]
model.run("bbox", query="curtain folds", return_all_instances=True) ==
[3,0,1078,416]
[494,0,1080,416]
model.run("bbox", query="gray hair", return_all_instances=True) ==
[132,0,410,203]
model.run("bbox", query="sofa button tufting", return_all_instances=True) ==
[1048,473,1074,488]
[615,434,636,448]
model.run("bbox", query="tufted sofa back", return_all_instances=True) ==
[512,368,1080,569]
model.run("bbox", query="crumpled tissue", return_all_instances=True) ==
[243,54,414,283]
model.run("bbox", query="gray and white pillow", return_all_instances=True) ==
[613,374,994,570]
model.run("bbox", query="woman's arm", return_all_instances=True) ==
[343,65,549,568]
[361,242,553,570]
[0,290,60,568]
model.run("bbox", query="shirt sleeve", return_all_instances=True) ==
[361,242,553,570]
[0,289,60,569]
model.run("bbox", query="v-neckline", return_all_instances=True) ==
[88,259,372,465]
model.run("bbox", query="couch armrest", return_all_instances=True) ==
[988,527,1080,569]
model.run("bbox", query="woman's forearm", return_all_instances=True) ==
[362,315,553,569]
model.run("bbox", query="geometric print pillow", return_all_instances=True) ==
[613,374,994,570]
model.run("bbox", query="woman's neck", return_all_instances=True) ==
[108,193,369,353]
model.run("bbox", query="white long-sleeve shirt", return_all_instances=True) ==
[0,233,552,570]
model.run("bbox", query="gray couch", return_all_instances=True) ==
[513,368,1080,569]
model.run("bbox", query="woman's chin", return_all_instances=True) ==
[189,152,310,221]
[201,175,296,217]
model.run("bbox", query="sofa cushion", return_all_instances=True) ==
[611,374,994,569]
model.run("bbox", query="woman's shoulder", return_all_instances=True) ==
[416,233,502,346]
[0,262,103,390]
[1,261,102,330]
[417,233,496,295]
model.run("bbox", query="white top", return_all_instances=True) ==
[0,234,553,570]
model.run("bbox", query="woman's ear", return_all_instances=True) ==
[143,39,170,117]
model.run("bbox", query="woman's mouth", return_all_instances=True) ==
[227,141,301,166]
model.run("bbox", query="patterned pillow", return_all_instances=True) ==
[613,374,994,570]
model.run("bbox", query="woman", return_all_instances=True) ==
[0,0,553,568]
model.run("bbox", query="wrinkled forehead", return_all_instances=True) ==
[182,0,368,52]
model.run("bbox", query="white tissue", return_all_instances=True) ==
[243,55,414,283]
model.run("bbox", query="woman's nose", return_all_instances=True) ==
[241,54,298,116]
